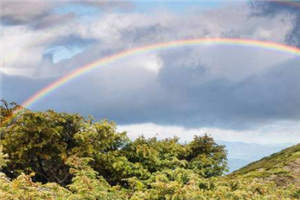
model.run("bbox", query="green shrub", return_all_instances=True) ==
[1,100,300,200]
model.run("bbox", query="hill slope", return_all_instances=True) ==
[230,143,300,186]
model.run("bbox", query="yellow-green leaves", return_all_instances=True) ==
[1,101,300,199]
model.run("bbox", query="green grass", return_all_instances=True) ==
[229,143,300,185]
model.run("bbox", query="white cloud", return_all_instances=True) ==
[1,2,296,78]
[118,122,300,145]
[0,25,45,76]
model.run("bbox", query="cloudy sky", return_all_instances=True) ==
[2,0,300,169]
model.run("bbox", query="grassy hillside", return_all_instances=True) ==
[230,143,300,186]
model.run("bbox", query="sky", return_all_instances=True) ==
[2,0,300,170]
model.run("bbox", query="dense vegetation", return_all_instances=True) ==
[1,100,300,199]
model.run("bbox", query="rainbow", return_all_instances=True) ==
[3,38,300,121]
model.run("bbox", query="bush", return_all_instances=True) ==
[1,100,299,199]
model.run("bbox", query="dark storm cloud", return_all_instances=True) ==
[1,74,55,104]
[7,46,299,130]
[150,50,300,129]
[250,0,300,46]
[32,13,76,30]
[130,57,300,129]
[234,58,300,120]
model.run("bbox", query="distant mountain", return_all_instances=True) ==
[227,158,249,173]
[216,141,294,172]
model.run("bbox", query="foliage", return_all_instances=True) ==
[0,99,20,125]
[231,143,300,176]
[1,100,300,199]
[1,156,300,200]
[184,135,228,177]
[0,103,227,186]
[0,106,129,186]
[230,143,300,187]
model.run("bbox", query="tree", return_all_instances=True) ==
[0,108,128,186]
[121,136,187,173]
[184,135,227,177]
[0,100,227,188]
